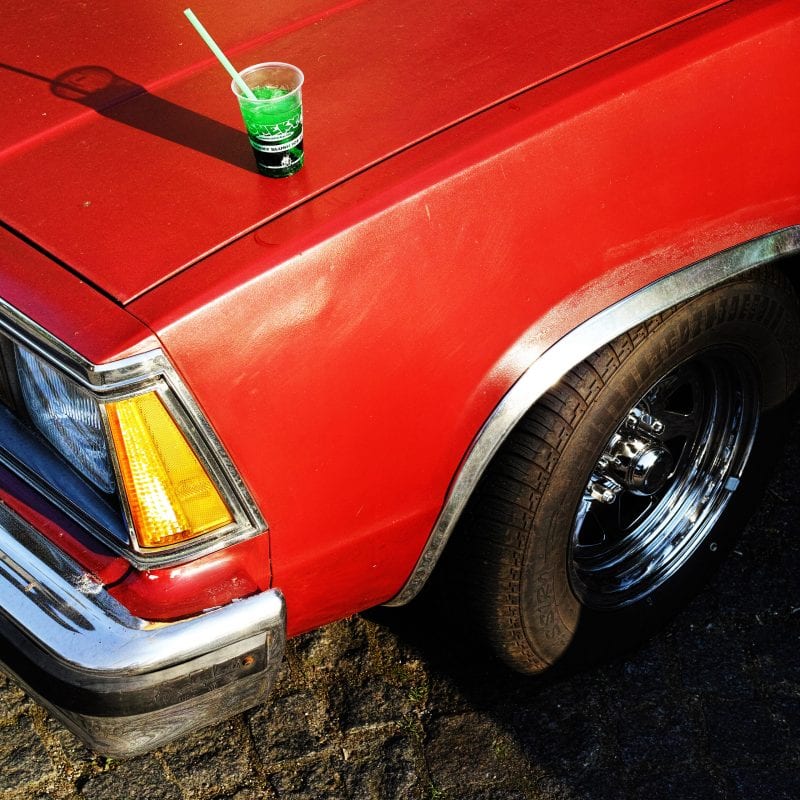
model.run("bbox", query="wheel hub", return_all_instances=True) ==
[603,428,675,496]
[569,353,759,609]
[624,444,674,495]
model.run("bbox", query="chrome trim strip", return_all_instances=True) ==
[0,300,164,393]
[0,500,283,675]
[0,301,267,568]
[0,298,158,392]
[388,226,800,606]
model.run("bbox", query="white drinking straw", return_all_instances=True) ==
[183,8,257,100]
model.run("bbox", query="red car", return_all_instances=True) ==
[1,0,799,756]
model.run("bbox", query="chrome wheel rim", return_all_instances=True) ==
[568,352,759,609]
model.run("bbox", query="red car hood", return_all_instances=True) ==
[1,0,725,304]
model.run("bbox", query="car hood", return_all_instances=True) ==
[1,0,725,304]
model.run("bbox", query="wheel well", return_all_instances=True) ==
[775,250,800,300]
[387,227,800,607]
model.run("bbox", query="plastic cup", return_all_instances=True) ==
[231,62,304,178]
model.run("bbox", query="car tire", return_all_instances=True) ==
[442,266,800,673]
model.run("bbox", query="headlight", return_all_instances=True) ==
[1,298,265,567]
[15,343,235,552]
[15,344,115,493]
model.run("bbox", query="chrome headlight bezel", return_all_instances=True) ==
[0,298,266,569]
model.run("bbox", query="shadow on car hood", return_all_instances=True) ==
[0,0,725,304]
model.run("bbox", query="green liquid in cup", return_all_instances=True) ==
[251,85,288,101]
[239,84,304,177]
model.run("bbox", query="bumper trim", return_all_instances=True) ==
[0,501,285,756]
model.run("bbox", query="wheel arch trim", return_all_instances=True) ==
[387,225,800,606]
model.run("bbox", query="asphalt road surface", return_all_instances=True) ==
[2,416,799,800]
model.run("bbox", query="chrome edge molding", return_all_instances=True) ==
[388,226,800,606]
[0,300,267,569]
[0,500,286,755]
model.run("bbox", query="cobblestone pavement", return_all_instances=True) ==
[2,418,799,800]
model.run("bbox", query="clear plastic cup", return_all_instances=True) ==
[232,62,304,178]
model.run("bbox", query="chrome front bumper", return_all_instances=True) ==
[0,501,285,757]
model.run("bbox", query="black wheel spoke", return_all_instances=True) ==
[658,409,700,440]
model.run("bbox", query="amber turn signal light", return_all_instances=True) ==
[105,391,233,548]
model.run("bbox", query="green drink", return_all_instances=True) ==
[232,63,304,178]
